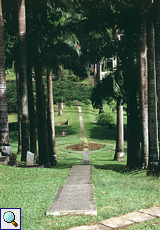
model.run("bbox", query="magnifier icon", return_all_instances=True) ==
[3,211,18,227]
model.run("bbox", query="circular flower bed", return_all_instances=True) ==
[66,142,105,151]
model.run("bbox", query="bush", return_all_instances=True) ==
[97,112,114,126]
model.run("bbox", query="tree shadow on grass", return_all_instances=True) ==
[92,162,142,175]
[9,131,18,142]
[87,123,128,141]
[55,125,77,136]
[93,163,126,173]
[88,123,117,141]
[54,159,83,169]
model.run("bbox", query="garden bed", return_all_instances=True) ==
[66,142,105,151]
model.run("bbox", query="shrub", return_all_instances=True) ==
[80,138,89,148]
[97,112,114,126]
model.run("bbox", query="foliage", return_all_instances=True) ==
[52,75,93,105]
[96,112,115,126]
[6,71,93,113]
[80,138,89,148]
[6,81,17,113]
[91,70,125,110]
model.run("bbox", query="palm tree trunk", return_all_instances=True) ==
[16,71,22,154]
[0,0,11,156]
[47,67,57,166]
[114,97,124,161]
[137,16,148,169]
[154,2,160,172]
[127,93,141,168]
[94,63,97,86]
[17,0,29,162]
[57,65,63,116]
[126,52,141,168]
[34,59,50,167]
[32,0,50,167]
[113,21,124,162]
[27,64,37,161]
[147,14,159,170]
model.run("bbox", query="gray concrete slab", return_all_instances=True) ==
[83,152,90,165]
[70,165,93,175]
[68,224,112,230]
[75,151,95,154]
[100,216,134,228]
[46,184,97,216]
[121,211,155,223]
[66,174,91,185]
[66,165,93,185]
[139,206,160,217]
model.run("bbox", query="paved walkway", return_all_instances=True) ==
[67,206,160,229]
[46,164,97,216]
[46,103,97,216]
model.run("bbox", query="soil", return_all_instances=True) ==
[66,142,105,151]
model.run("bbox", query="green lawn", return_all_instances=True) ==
[1,103,160,230]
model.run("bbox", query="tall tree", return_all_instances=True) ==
[137,15,149,169]
[27,62,37,160]
[119,5,141,168]
[16,71,22,155]
[57,65,63,116]
[0,0,11,157]
[47,67,57,166]
[147,11,159,169]
[114,22,124,162]
[154,0,160,172]
[17,0,29,161]
[33,0,51,167]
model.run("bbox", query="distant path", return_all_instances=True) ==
[77,101,86,139]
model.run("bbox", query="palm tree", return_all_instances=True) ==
[147,13,159,168]
[57,65,63,116]
[47,67,57,166]
[17,0,29,161]
[114,97,124,162]
[27,62,37,161]
[16,71,22,155]
[0,0,11,156]
[33,0,51,167]
[137,15,148,169]
[114,23,124,162]
[154,0,160,172]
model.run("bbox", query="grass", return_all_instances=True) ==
[8,113,18,123]
[1,102,160,229]
[123,218,160,230]
[6,69,16,82]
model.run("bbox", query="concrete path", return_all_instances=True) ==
[46,103,97,216]
[67,206,160,230]
[46,165,97,216]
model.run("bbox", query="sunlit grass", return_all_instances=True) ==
[8,113,18,123]
[1,102,160,230]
